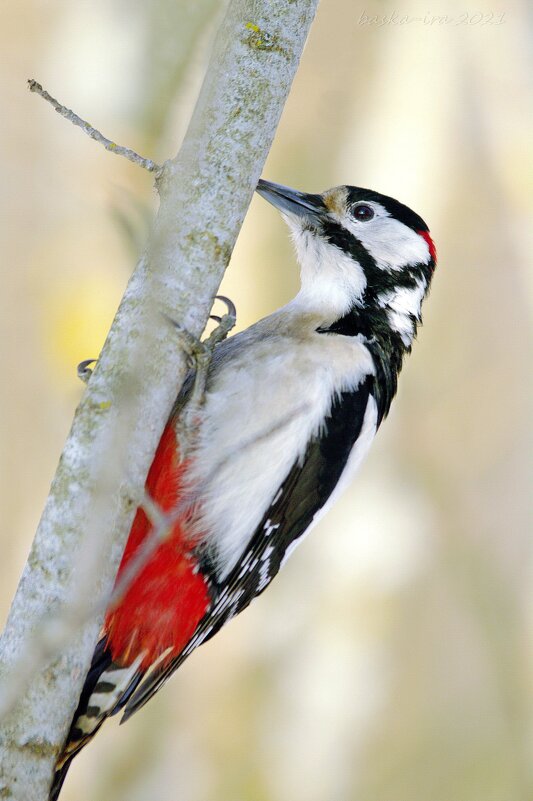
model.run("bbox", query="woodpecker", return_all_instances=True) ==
[50,179,436,799]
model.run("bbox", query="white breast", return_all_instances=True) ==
[187,325,375,580]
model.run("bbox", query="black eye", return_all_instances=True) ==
[352,204,374,222]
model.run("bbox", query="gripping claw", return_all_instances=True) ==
[203,295,237,349]
[214,295,237,322]
[77,358,97,383]
[163,295,237,457]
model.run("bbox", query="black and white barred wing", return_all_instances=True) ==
[122,375,378,720]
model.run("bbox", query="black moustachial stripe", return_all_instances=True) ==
[320,218,433,306]
[316,216,434,423]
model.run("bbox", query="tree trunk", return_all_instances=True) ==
[0,1,319,797]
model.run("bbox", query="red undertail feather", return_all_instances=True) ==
[105,423,210,670]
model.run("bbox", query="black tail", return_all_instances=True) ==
[48,638,113,800]
[48,755,74,801]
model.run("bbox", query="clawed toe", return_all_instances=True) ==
[77,358,97,383]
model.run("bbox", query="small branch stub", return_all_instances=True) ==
[28,79,162,175]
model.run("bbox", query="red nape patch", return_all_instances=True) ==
[105,423,210,670]
[418,230,437,264]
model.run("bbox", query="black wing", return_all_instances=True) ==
[122,374,377,720]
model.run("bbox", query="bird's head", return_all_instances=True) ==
[256,179,436,348]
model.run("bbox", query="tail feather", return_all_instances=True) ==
[49,755,74,801]
[50,637,143,800]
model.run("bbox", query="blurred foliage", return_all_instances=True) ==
[0,0,531,799]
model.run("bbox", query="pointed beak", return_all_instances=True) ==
[256,179,326,224]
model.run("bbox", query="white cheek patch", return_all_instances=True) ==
[341,205,431,271]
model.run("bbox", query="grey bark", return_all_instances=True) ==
[0,1,319,798]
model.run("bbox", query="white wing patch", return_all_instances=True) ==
[341,204,431,272]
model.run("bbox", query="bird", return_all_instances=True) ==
[50,179,437,799]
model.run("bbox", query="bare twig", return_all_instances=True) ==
[28,79,162,175]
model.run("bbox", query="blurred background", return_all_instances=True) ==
[1,0,531,799]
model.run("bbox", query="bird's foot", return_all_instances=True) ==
[77,358,97,383]
[203,295,237,350]
[167,295,237,456]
